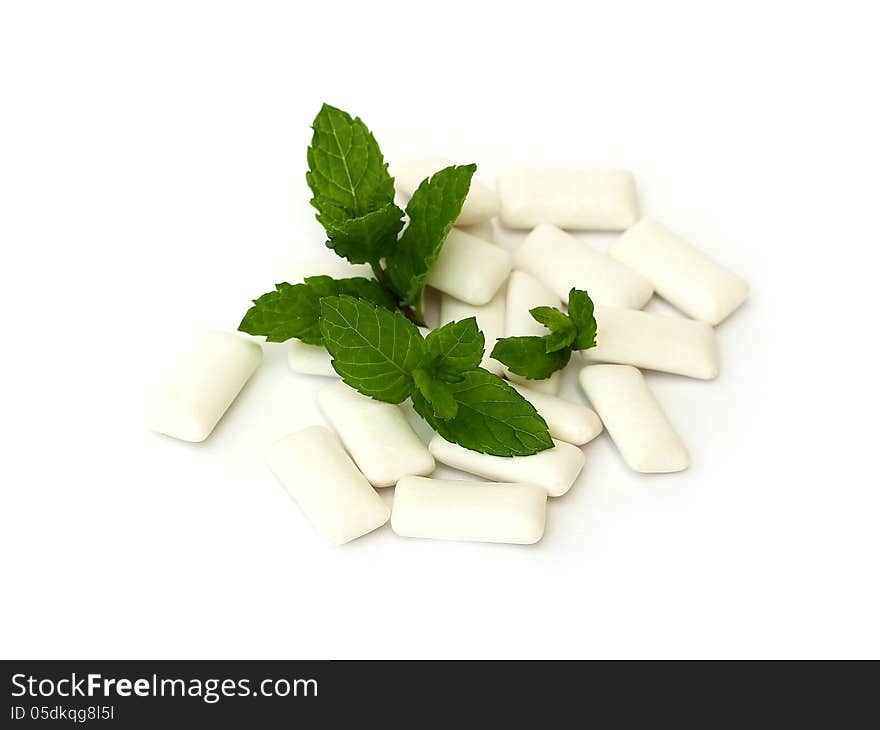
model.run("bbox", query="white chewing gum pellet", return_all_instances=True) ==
[509,383,603,446]
[501,270,562,394]
[579,365,689,473]
[455,220,494,242]
[394,157,500,225]
[288,341,337,377]
[426,228,511,305]
[497,168,639,230]
[505,271,560,336]
[610,220,749,325]
[391,476,547,545]
[268,426,390,545]
[440,288,506,376]
[285,259,373,376]
[510,375,560,395]
[583,305,720,380]
[515,224,653,309]
[147,331,262,442]
[508,373,560,395]
[317,381,434,487]
[428,435,585,497]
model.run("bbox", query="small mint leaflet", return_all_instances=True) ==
[490,336,572,379]
[530,306,577,352]
[412,369,458,419]
[567,288,597,350]
[530,306,571,331]
[490,289,597,376]
[424,317,485,379]
[544,326,577,353]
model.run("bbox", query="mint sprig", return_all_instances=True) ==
[319,296,552,456]
[491,288,598,380]
[239,103,573,457]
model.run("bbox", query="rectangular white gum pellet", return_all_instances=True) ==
[267,426,390,545]
[393,157,500,225]
[515,224,653,309]
[147,331,262,442]
[507,370,560,394]
[497,168,639,230]
[428,435,585,497]
[317,381,434,487]
[440,288,506,376]
[501,270,562,394]
[391,476,546,545]
[609,220,749,325]
[285,259,374,376]
[505,270,560,336]
[509,383,603,446]
[288,341,337,377]
[426,228,511,305]
[578,365,689,473]
[455,220,494,242]
[583,305,720,380]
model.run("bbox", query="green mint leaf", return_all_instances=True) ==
[490,336,572,379]
[239,276,395,344]
[321,202,405,264]
[567,288,598,350]
[319,295,425,404]
[412,369,458,420]
[529,306,577,352]
[412,368,553,456]
[386,164,476,308]
[306,104,395,221]
[424,317,485,379]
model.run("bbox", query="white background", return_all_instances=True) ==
[1,1,878,659]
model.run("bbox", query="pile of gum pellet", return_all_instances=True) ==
[148,161,748,546]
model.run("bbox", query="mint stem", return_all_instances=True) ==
[401,305,424,326]
[369,260,387,287]
[370,260,426,326]
[409,290,426,327]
